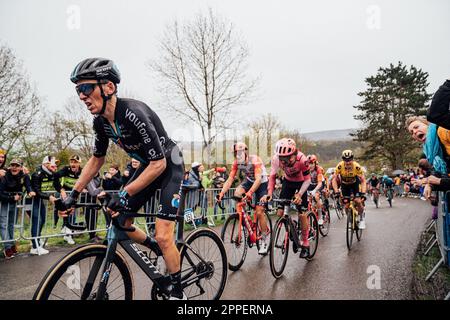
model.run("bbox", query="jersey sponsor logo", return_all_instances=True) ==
[125,108,152,144]
[148,148,163,159]
[123,142,143,151]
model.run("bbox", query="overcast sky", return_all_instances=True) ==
[1,0,449,139]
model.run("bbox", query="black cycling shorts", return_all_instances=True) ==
[125,146,184,221]
[278,179,308,212]
[341,181,361,198]
[240,179,268,206]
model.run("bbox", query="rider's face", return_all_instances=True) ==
[408,120,428,143]
[235,150,247,164]
[76,80,114,115]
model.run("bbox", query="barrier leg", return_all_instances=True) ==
[424,233,436,249]
[425,257,445,281]
[424,238,438,256]
[425,220,436,234]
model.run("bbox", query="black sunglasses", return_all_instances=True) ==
[75,83,98,96]
[279,155,291,163]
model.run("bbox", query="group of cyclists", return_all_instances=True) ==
[53,57,396,300]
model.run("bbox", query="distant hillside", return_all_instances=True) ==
[302,129,355,141]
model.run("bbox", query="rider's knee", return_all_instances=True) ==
[155,231,173,250]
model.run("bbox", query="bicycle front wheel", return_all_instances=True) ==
[269,217,289,279]
[33,244,133,300]
[180,228,228,300]
[221,213,248,271]
[346,210,354,250]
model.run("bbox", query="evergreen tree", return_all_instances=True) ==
[352,62,431,169]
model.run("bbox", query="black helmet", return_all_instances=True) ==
[70,58,121,84]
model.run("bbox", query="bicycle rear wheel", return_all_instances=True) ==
[33,244,133,300]
[256,211,273,255]
[221,213,248,271]
[180,228,227,300]
[346,209,354,250]
[269,217,289,279]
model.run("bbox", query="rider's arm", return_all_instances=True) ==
[124,158,166,196]
[220,165,237,195]
[267,157,279,197]
[298,176,311,196]
[427,80,450,129]
[359,175,367,193]
[312,170,323,193]
[247,161,263,195]
[72,156,105,193]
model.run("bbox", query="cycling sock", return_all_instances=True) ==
[170,270,183,297]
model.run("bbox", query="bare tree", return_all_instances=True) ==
[0,44,41,151]
[148,8,259,165]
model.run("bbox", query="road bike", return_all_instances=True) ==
[218,195,272,271]
[269,199,319,278]
[344,195,365,250]
[33,187,228,300]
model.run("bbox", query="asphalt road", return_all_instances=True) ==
[0,197,431,300]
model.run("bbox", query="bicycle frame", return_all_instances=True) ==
[233,199,260,245]
[276,201,302,251]
[91,189,212,300]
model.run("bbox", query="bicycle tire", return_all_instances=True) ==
[306,211,319,260]
[269,217,289,279]
[256,211,273,255]
[220,213,247,271]
[180,228,228,300]
[319,207,331,237]
[334,197,343,220]
[33,244,133,300]
[346,209,354,250]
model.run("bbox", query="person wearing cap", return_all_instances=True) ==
[30,156,58,255]
[184,162,204,211]
[53,154,84,245]
[0,159,34,259]
[0,147,7,178]
[102,164,123,191]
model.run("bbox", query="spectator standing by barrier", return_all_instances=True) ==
[0,147,6,178]
[85,172,106,243]
[0,159,34,259]
[394,175,402,196]
[185,162,204,210]
[30,156,58,255]
[53,154,83,245]
[102,164,122,191]
[122,158,140,186]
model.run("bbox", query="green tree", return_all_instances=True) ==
[352,62,430,170]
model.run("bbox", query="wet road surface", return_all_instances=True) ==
[0,197,431,300]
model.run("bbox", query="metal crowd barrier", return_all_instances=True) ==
[424,191,450,301]
[0,188,241,248]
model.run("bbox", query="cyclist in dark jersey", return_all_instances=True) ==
[58,58,186,299]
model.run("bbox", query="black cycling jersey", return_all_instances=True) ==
[93,98,176,165]
[368,178,380,188]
